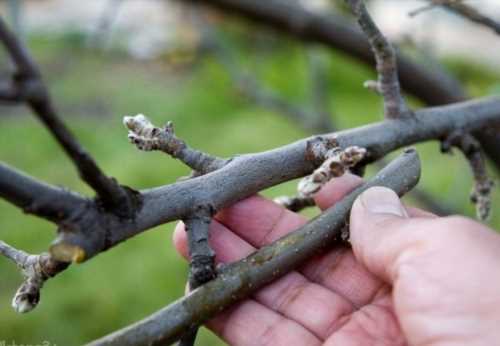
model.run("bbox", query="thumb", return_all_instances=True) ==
[349,186,430,283]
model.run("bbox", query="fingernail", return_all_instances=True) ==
[360,187,408,217]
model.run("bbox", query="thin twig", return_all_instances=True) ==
[441,132,494,220]
[123,114,226,174]
[87,149,421,346]
[345,0,409,118]
[0,241,68,313]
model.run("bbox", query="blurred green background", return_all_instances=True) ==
[0,21,499,346]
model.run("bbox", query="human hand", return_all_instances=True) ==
[173,174,500,345]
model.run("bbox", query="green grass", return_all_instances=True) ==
[0,32,499,345]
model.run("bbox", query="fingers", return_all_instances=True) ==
[207,300,321,346]
[299,247,385,308]
[349,186,432,283]
[314,174,364,210]
[349,186,494,284]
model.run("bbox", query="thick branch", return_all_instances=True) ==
[0,162,87,222]
[0,17,138,216]
[0,241,69,313]
[345,0,409,118]
[50,96,500,262]
[88,149,420,346]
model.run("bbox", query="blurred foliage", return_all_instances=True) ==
[0,23,499,346]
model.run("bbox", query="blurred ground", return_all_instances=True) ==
[0,19,499,346]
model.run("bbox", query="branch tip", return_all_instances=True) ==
[0,240,68,313]
[124,114,225,174]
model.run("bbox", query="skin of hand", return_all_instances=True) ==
[173,174,500,346]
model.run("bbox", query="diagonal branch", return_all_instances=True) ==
[87,148,421,346]
[345,0,409,118]
[0,240,69,313]
[49,96,500,264]
[0,17,138,216]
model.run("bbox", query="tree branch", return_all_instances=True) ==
[50,96,500,263]
[0,162,87,222]
[178,208,216,346]
[0,17,138,216]
[0,240,69,313]
[123,114,226,174]
[87,148,421,346]
[345,0,409,118]
[198,20,456,215]
[441,132,494,220]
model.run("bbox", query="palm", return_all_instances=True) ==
[174,175,406,345]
